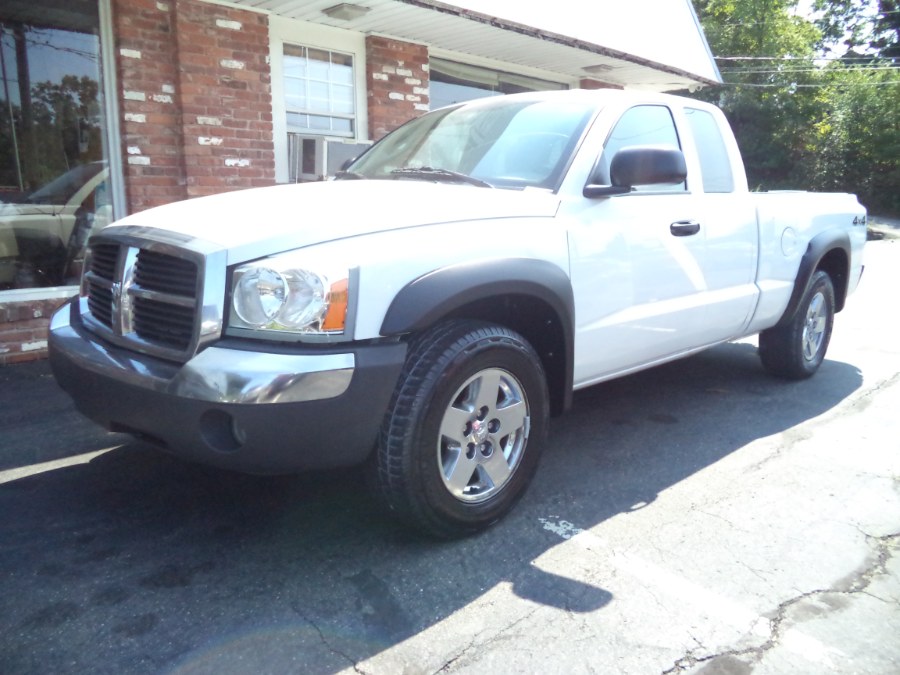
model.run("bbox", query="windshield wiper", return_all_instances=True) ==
[334,170,367,180]
[390,166,493,188]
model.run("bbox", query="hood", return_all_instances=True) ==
[111,180,560,254]
[0,202,59,219]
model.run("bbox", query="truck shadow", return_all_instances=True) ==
[0,342,862,673]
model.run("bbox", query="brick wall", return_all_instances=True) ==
[0,298,68,364]
[173,1,275,198]
[112,0,275,212]
[366,36,429,140]
[114,0,186,213]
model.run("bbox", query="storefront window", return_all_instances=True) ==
[1,1,112,291]
[430,58,568,109]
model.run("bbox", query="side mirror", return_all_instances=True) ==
[584,146,687,198]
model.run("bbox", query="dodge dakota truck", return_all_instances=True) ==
[49,90,866,536]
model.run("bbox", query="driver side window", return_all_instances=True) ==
[594,105,685,192]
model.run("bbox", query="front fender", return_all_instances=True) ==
[380,258,575,414]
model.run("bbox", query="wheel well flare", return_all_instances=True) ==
[380,260,574,416]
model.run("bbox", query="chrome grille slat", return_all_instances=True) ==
[134,250,198,297]
[131,288,197,308]
[133,297,196,348]
[90,243,119,280]
[87,283,114,327]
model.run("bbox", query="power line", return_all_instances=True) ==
[715,55,892,61]
[720,80,900,88]
[720,66,900,73]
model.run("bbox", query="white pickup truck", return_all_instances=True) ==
[49,90,866,536]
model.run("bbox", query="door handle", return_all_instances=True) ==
[670,219,700,236]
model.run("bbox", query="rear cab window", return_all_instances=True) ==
[685,108,735,193]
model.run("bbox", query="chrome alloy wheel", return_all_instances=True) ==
[802,291,828,362]
[437,367,530,503]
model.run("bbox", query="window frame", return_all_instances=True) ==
[592,104,688,194]
[269,17,368,184]
[0,0,124,302]
[282,44,356,138]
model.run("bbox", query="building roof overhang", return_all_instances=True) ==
[227,0,722,91]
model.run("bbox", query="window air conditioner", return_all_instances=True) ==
[288,136,372,182]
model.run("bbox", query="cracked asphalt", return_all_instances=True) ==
[1,239,898,675]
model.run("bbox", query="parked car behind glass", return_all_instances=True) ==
[0,161,110,289]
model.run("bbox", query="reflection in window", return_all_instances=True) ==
[686,108,735,193]
[1,6,111,291]
[349,97,593,191]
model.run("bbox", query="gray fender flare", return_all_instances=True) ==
[380,258,575,413]
[776,229,851,327]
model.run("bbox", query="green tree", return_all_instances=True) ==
[871,0,900,58]
[805,0,899,213]
[809,66,900,214]
[691,0,823,189]
[692,0,900,216]
[814,0,899,58]
[30,75,101,183]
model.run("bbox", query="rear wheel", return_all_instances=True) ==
[759,270,835,380]
[370,320,548,537]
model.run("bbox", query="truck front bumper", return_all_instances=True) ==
[48,300,407,473]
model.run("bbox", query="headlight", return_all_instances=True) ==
[230,258,349,335]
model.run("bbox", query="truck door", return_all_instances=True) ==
[681,106,759,337]
[568,103,750,386]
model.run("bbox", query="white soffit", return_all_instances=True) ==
[228,0,722,90]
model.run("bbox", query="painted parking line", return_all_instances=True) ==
[0,447,120,485]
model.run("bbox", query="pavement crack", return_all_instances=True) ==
[842,531,898,594]
[290,601,371,675]
[432,606,542,673]
[433,633,479,674]
[661,532,899,673]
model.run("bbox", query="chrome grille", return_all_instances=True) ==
[81,237,205,362]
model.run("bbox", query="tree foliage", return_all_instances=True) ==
[811,66,900,214]
[814,0,900,57]
[690,0,900,215]
[0,74,101,192]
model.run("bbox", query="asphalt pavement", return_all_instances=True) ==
[1,240,898,674]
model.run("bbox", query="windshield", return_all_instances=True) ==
[347,96,596,190]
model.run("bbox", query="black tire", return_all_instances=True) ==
[759,270,835,380]
[370,320,549,538]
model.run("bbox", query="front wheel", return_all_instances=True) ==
[370,320,549,538]
[759,270,835,380]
